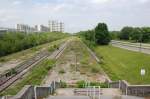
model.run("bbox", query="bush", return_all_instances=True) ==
[76,80,86,88]
[60,81,67,88]
[91,65,100,73]
[0,32,69,57]
[59,69,65,74]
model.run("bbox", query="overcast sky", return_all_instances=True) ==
[0,0,150,33]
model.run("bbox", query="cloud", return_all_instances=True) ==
[138,0,149,3]
[91,0,111,4]
[12,1,22,5]
[0,0,150,32]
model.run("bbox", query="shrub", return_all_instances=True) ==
[59,69,65,74]
[60,81,67,88]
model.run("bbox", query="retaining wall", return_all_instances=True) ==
[3,81,60,99]
[109,80,150,96]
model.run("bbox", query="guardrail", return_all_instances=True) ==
[111,40,150,50]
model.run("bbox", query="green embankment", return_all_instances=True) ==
[94,45,150,85]
[0,32,69,57]
[0,38,68,63]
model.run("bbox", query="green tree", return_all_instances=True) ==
[95,23,110,45]
[141,27,150,43]
[131,28,142,42]
[119,27,133,40]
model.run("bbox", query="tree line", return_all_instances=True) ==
[0,32,69,57]
[77,23,111,45]
[110,27,150,43]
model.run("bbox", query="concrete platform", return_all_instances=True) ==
[47,96,90,99]
[47,95,144,99]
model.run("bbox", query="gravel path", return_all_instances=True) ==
[43,39,107,85]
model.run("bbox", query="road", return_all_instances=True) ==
[111,40,150,54]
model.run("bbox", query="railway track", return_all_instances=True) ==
[0,41,69,93]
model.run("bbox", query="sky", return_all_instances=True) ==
[0,0,150,33]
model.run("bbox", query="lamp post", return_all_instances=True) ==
[139,33,143,53]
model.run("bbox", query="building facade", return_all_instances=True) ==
[48,20,64,32]
[35,25,49,32]
[16,24,36,33]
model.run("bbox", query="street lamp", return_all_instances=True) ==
[139,33,143,53]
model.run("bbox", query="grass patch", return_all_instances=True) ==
[91,64,101,73]
[0,59,56,96]
[60,81,67,88]
[59,69,65,74]
[94,45,150,84]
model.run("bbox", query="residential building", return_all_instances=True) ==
[48,20,64,32]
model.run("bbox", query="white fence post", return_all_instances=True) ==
[34,86,37,99]
[126,86,128,95]
[99,86,101,99]
[93,86,95,99]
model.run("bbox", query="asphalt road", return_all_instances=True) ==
[111,40,150,54]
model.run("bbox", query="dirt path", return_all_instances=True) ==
[42,38,107,85]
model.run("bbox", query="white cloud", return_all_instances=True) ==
[138,0,149,3]
[0,0,150,32]
[12,0,22,5]
[91,0,111,4]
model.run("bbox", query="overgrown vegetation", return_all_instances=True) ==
[59,69,65,74]
[76,80,108,88]
[60,81,67,88]
[0,32,69,57]
[77,22,110,46]
[0,59,56,95]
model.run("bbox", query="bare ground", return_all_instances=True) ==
[42,39,107,85]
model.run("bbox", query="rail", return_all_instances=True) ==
[0,41,68,93]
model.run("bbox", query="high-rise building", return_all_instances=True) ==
[48,20,64,32]
[16,24,36,33]
[35,25,49,32]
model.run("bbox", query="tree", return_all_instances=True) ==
[141,27,150,43]
[95,23,110,45]
[110,31,120,40]
[119,27,133,40]
[131,28,142,42]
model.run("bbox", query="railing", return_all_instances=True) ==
[111,40,150,50]
[74,82,101,99]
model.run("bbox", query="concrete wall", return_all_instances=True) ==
[11,85,35,99]
[5,81,60,99]
[36,81,60,99]
[109,80,150,96]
